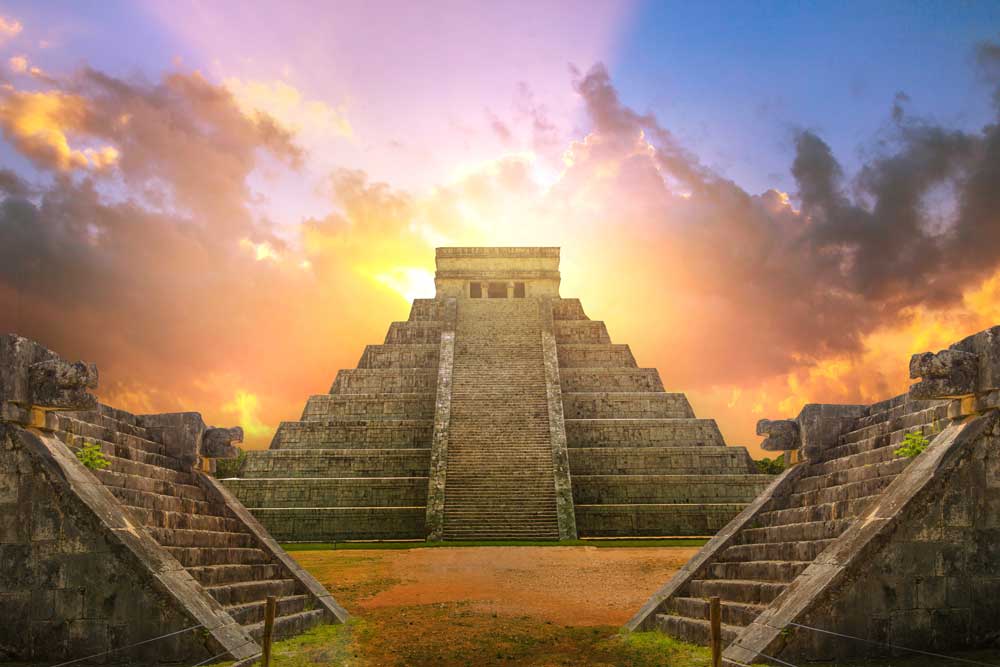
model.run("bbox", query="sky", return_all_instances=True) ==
[1,1,999,456]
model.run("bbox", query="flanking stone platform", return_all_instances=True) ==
[629,325,1000,665]
[225,247,770,541]
[0,334,347,664]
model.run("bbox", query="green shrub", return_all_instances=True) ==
[76,442,111,470]
[755,454,786,474]
[215,446,246,477]
[895,430,930,459]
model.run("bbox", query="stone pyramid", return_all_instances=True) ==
[224,247,772,541]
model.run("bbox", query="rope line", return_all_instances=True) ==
[48,624,204,667]
[726,641,802,667]
[787,622,1000,666]
[190,640,260,667]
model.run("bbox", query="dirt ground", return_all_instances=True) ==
[289,545,703,666]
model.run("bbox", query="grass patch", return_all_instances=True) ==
[214,620,361,666]
[281,538,708,551]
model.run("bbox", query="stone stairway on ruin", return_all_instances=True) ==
[550,298,770,537]
[443,299,560,540]
[52,404,330,642]
[651,393,948,645]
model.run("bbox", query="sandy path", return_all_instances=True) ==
[296,546,697,626]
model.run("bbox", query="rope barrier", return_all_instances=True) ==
[48,624,204,667]
[726,640,802,667]
[787,622,1000,666]
[190,640,260,667]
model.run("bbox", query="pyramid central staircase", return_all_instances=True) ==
[442,299,560,539]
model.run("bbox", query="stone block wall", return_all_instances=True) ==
[568,447,759,475]
[562,392,694,419]
[553,320,611,344]
[557,344,637,368]
[357,344,439,369]
[222,477,428,507]
[251,507,426,542]
[239,449,431,478]
[0,425,213,663]
[565,418,727,447]
[300,394,435,420]
[577,503,750,537]
[559,368,665,393]
[269,419,433,450]
[329,368,438,394]
[384,321,443,344]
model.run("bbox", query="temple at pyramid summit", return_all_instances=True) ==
[223,247,773,541]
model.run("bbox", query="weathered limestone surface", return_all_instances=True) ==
[0,335,344,663]
[227,248,771,541]
[631,324,1000,665]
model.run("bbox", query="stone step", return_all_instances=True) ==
[838,407,945,446]
[738,518,852,545]
[166,546,272,567]
[102,453,196,484]
[148,527,256,549]
[93,469,206,502]
[654,614,740,647]
[205,578,299,606]
[125,506,246,532]
[57,432,186,472]
[111,487,222,516]
[806,442,905,477]
[442,528,560,540]
[752,495,878,528]
[687,578,786,605]
[786,475,899,508]
[227,594,311,625]
[717,539,836,563]
[54,415,167,457]
[666,597,765,627]
[705,560,811,583]
[246,609,327,641]
[559,368,665,393]
[562,392,694,419]
[187,564,286,587]
[793,458,910,493]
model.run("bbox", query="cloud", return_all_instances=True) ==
[8,55,27,74]
[0,16,22,43]
[0,89,119,170]
[223,77,352,144]
[2,43,999,455]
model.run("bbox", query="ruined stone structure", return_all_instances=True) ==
[0,334,347,664]
[630,325,1000,665]
[224,247,771,541]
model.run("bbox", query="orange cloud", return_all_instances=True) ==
[0,89,119,170]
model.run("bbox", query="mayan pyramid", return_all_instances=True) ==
[223,247,772,541]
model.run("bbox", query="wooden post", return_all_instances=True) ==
[710,596,722,667]
[262,595,277,667]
